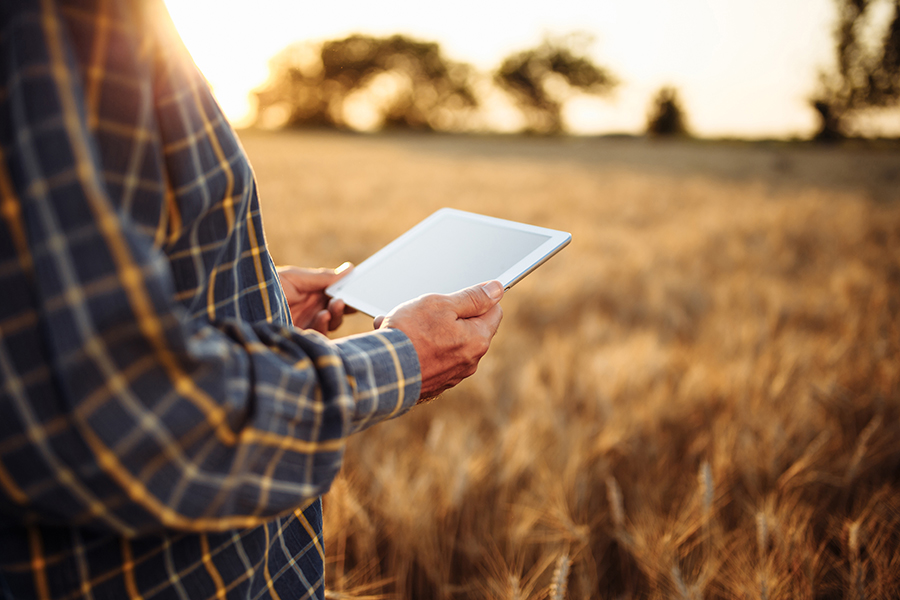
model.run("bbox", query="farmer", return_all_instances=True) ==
[0,1,503,598]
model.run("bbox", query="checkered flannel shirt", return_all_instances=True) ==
[0,1,422,598]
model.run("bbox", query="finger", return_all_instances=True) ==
[461,304,502,358]
[373,315,385,329]
[327,298,346,331]
[310,309,331,334]
[475,303,503,337]
[447,281,504,319]
[277,265,329,288]
[278,263,355,292]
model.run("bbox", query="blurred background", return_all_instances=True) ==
[165,1,900,598]
[165,0,900,138]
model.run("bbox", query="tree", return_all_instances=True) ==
[646,86,690,137]
[254,34,478,132]
[494,34,617,134]
[812,0,900,140]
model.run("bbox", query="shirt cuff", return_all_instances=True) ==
[332,328,421,433]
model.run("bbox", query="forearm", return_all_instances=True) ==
[1,294,419,535]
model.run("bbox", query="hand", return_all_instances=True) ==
[374,281,504,401]
[277,263,355,334]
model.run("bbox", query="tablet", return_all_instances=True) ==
[326,208,571,317]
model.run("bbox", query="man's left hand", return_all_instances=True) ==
[277,263,355,334]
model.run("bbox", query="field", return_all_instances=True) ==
[240,130,900,599]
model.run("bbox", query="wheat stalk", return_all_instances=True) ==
[755,510,769,600]
[844,415,882,485]
[671,565,691,600]
[507,574,522,600]
[606,476,625,531]
[548,554,570,600]
[847,520,866,600]
[755,511,768,562]
[698,461,713,517]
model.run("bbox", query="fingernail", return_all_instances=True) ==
[335,261,352,274]
[483,280,503,300]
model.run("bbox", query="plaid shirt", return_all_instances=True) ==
[0,1,422,598]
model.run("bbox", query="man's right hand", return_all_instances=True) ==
[373,281,504,401]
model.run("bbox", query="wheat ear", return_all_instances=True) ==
[548,554,570,600]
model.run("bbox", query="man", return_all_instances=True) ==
[0,1,503,598]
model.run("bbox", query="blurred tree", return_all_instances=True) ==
[646,86,690,137]
[254,34,478,131]
[494,34,617,134]
[812,0,900,140]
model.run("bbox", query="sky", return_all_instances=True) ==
[164,0,851,138]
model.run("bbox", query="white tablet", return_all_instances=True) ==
[326,208,571,317]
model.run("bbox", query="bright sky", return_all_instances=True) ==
[164,0,843,138]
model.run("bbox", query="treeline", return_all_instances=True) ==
[253,0,900,140]
[253,33,690,137]
[812,0,900,140]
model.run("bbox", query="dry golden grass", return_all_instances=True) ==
[241,130,900,599]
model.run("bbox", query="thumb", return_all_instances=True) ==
[279,263,353,292]
[449,281,504,319]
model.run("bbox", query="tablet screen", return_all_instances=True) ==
[327,209,570,316]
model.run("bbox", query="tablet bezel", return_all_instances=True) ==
[325,208,571,317]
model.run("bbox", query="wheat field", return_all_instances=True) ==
[240,130,900,600]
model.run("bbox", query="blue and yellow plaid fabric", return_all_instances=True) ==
[0,1,421,598]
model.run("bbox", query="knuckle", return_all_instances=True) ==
[465,335,489,359]
[461,288,484,312]
[419,293,444,310]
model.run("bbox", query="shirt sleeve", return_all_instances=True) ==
[0,0,421,536]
